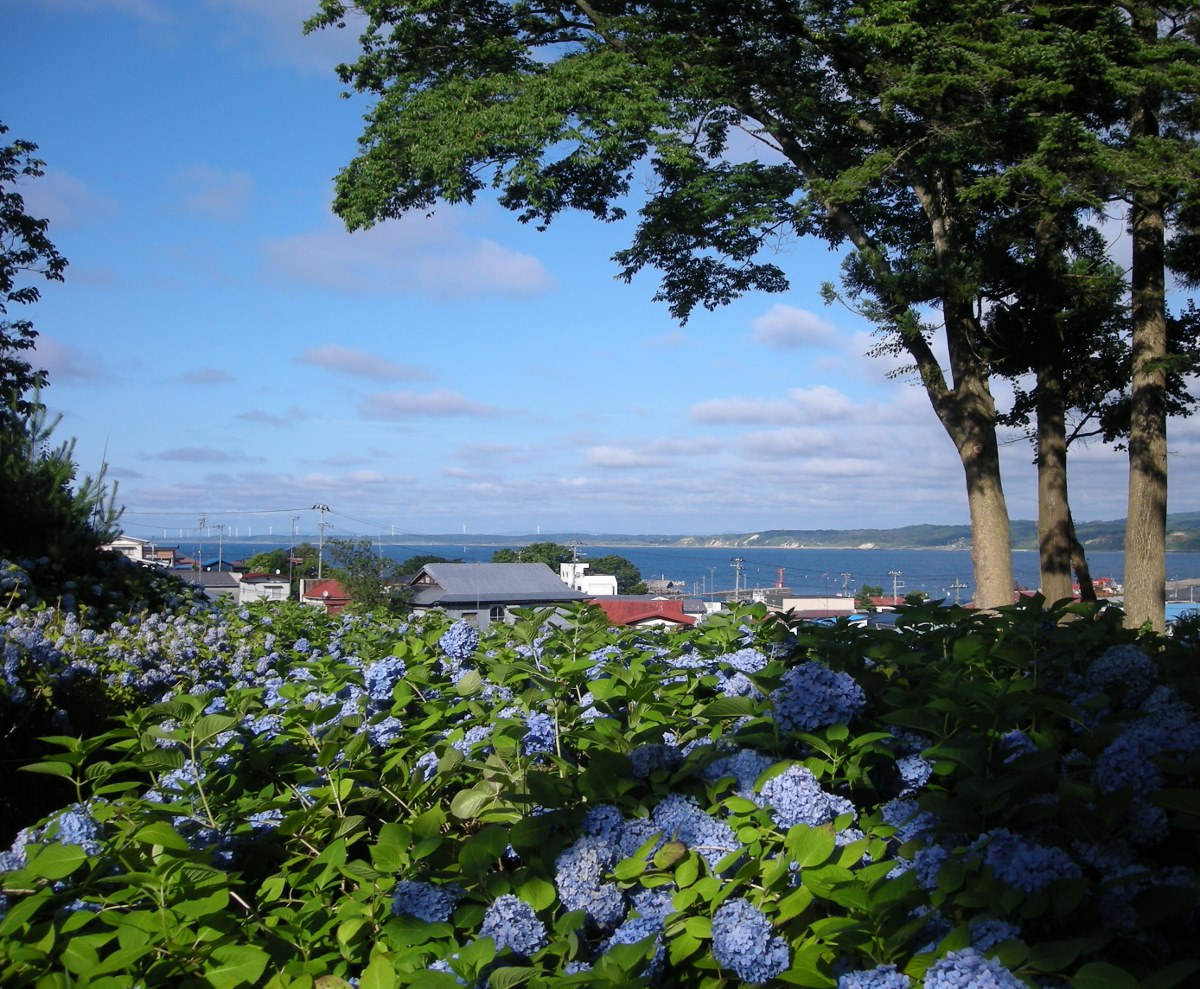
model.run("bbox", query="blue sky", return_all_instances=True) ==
[4,0,1198,544]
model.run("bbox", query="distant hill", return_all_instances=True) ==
[363,514,1200,552]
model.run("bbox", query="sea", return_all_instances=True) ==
[176,539,1200,606]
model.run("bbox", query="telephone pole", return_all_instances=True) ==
[889,570,905,603]
[197,514,206,572]
[950,577,968,605]
[313,504,330,579]
[730,557,745,603]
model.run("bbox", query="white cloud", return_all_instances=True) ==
[262,213,553,298]
[586,446,666,469]
[17,168,118,229]
[236,410,291,428]
[294,344,432,383]
[691,385,855,425]
[204,0,367,74]
[155,447,262,463]
[32,337,109,382]
[173,164,254,221]
[179,367,235,385]
[751,304,837,350]
[359,389,501,419]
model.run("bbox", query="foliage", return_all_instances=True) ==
[1,121,66,425]
[3,575,1199,987]
[855,586,884,612]
[0,393,122,569]
[324,537,411,614]
[396,554,461,578]
[584,555,648,595]
[492,543,574,569]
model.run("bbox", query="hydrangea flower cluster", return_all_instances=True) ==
[923,947,1025,989]
[976,829,1080,894]
[837,964,911,989]
[711,898,790,984]
[478,893,548,956]
[439,620,479,662]
[771,661,866,732]
[1085,643,1158,706]
[758,764,857,834]
[391,880,464,922]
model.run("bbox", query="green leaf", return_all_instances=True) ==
[205,944,270,989]
[699,696,756,719]
[450,788,492,820]
[370,823,410,874]
[19,760,75,778]
[487,966,535,989]
[1071,963,1140,989]
[1143,960,1200,989]
[358,953,399,989]
[455,669,483,696]
[786,825,835,868]
[25,842,87,879]
[132,820,192,850]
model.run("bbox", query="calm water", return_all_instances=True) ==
[190,539,1200,604]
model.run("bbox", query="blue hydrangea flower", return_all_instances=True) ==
[998,730,1036,764]
[923,947,1025,988]
[703,748,776,799]
[838,964,912,989]
[523,711,556,757]
[629,742,683,779]
[555,835,626,930]
[582,805,626,844]
[969,918,1020,952]
[759,764,856,832]
[1085,644,1157,706]
[897,755,934,795]
[367,715,405,748]
[771,662,866,733]
[624,794,741,873]
[439,620,479,662]
[718,647,769,673]
[976,829,1080,893]
[364,656,407,705]
[392,880,463,922]
[711,898,790,984]
[479,893,547,956]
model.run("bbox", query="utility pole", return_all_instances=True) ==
[889,570,905,603]
[313,504,330,579]
[197,514,206,572]
[841,573,852,597]
[216,524,225,571]
[730,557,745,603]
[950,577,968,605]
[289,515,299,587]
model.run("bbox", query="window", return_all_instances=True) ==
[461,612,478,624]
[490,606,505,623]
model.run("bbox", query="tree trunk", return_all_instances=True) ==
[930,350,1014,611]
[1035,364,1075,605]
[1069,511,1097,603]
[1123,10,1168,634]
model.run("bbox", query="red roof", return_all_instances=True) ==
[302,579,352,614]
[591,598,696,627]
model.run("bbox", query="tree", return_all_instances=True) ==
[396,553,461,577]
[855,584,884,612]
[1,123,65,425]
[244,542,323,597]
[324,537,410,613]
[306,1,1161,610]
[491,542,574,569]
[587,554,648,594]
[1,124,119,567]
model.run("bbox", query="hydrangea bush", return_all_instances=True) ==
[1,587,1198,988]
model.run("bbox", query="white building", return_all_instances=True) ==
[559,562,618,597]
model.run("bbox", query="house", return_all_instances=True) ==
[559,562,618,597]
[239,572,291,604]
[772,595,860,621]
[407,562,588,629]
[300,579,352,615]
[178,570,240,602]
[590,597,696,628]
[101,535,167,567]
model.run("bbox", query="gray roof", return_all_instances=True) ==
[409,562,587,607]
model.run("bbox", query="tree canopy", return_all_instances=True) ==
[307,2,1200,621]
[491,542,575,569]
